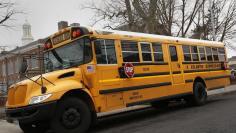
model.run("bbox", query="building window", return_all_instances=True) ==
[95,39,117,64]
[169,46,178,61]
[2,62,6,76]
[8,79,14,86]
[198,46,206,61]
[31,54,39,69]
[191,46,199,61]
[7,60,14,75]
[15,57,21,73]
[182,45,191,61]
[206,47,213,61]
[140,43,152,62]
[218,48,226,61]
[212,47,219,61]
[121,41,140,62]
[152,43,164,62]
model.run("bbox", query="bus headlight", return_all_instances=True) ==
[29,94,52,105]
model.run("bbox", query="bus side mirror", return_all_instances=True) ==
[118,67,126,78]
[19,59,28,74]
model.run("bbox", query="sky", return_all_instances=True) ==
[0,0,98,48]
[0,0,235,57]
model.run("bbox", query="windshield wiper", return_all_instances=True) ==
[52,50,63,63]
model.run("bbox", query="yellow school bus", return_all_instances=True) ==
[6,26,231,133]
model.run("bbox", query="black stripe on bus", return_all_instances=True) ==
[99,82,172,94]
[207,86,225,91]
[182,61,225,64]
[126,92,192,107]
[184,68,222,73]
[185,79,194,83]
[122,62,169,66]
[134,72,170,77]
[205,75,230,81]
[172,71,181,74]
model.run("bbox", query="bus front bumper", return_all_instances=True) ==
[5,101,57,123]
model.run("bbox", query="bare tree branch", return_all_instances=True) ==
[0,0,23,28]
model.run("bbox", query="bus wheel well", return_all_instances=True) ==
[61,89,96,113]
[194,77,206,88]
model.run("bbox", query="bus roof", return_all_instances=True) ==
[87,27,224,47]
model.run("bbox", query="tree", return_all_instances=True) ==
[190,0,236,42]
[84,0,236,42]
[0,0,22,28]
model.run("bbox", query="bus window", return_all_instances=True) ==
[152,43,164,62]
[198,46,206,61]
[140,43,152,62]
[206,47,213,61]
[169,46,178,61]
[218,48,226,61]
[182,45,191,61]
[95,39,117,64]
[212,47,219,61]
[121,41,140,62]
[84,38,93,63]
[191,46,199,61]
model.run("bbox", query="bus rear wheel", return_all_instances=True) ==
[51,97,92,133]
[19,121,49,133]
[186,82,207,106]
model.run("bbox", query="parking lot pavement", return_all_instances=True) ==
[0,85,236,133]
[0,119,21,133]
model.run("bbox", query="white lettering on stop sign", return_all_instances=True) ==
[124,63,134,78]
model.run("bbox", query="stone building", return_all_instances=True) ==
[0,21,44,95]
[0,21,77,95]
[22,20,34,45]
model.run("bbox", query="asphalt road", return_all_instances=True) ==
[91,91,236,133]
[1,86,236,133]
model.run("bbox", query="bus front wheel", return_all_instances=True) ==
[51,97,92,133]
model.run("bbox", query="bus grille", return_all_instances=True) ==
[8,85,27,105]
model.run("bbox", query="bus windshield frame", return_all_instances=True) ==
[44,36,92,72]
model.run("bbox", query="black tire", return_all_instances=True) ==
[51,97,92,133]
[186,82,207,106]
[151,100,169,109]
[19,121,49,133]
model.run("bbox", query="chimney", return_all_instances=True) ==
[70,23,80,27]
[58,21,68,30]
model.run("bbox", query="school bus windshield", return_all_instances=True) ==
[44,37,92,72]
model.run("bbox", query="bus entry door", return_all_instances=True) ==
[168,45,184,84]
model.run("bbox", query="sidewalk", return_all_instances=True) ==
[0,107,5,119]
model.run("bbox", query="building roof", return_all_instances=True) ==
[0,38,47,60]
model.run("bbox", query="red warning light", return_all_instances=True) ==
[72,29,81,38]
[44,42,53,50]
